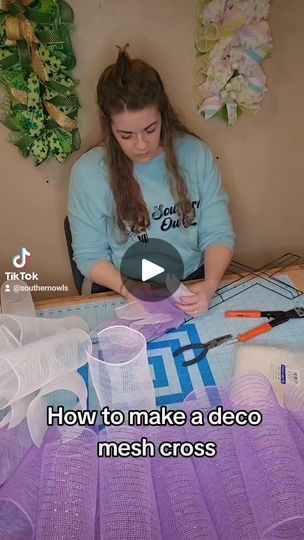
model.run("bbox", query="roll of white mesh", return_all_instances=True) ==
[0,280,36,316]
[0,328,91,410]
[0,322,21,352]
[9,393,37,429]
[27,372,88,447]
[0,406,10,428]
[0,314,89,346]
[89,326,155,412]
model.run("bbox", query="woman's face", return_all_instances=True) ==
[111,105,162,163]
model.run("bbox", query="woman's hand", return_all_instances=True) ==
[175,280,217,317]
[125,290,139,303]
[122,279,151,303]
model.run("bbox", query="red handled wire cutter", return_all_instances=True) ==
[225,307,304,342]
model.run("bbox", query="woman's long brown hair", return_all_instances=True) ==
[97,44,199,235]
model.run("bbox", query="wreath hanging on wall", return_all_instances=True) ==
[195,0,273,125]
[0,0,80,165]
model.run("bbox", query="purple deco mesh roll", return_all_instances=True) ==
[284,385,304,463]
[0,420,32,486]
[0,444,42,539]
[35,428,98,539]
[98,426,162,540]
[91,298,184,344]
[149,425,217,539]
[130,299,184,342]
[285,384,304,433]
[94,475,101,540]
[1,370,304,538]
[224,372,304,538]
[183,387,259,539]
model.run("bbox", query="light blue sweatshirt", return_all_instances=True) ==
[68,134,234,279]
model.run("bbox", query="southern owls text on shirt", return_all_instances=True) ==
[151,200,200,231]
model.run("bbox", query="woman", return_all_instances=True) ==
[68,44,234,317]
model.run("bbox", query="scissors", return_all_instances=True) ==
[173,334,233,367]
[225,307,304,342]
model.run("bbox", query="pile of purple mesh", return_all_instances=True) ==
[1,372,304,539]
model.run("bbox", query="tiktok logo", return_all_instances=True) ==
[12,247,31,269]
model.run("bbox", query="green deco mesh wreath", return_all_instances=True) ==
[0,0,80,164]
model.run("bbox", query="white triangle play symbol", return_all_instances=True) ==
[142,258,164,282]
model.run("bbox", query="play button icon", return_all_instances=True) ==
[142,259,164,282]
[120,238,184,301]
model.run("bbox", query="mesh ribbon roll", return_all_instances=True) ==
[284,385,304,466]
[0,328,91,410]
[1,392,37,429]
[0,444,42,539]
[92,298,184,343]
[27,371,88,447]
[285,384,304,433]
[0,318,21,352]
[0,313,89,346]
[184,386,259,539]
[98,426,162,540]
[89,326,156,412]
[0,368,303,538]
[0,420,32,486]
[150,425,217,539]
[224,372,304,538]
[35,428,98,539]
[0,280,36,317]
